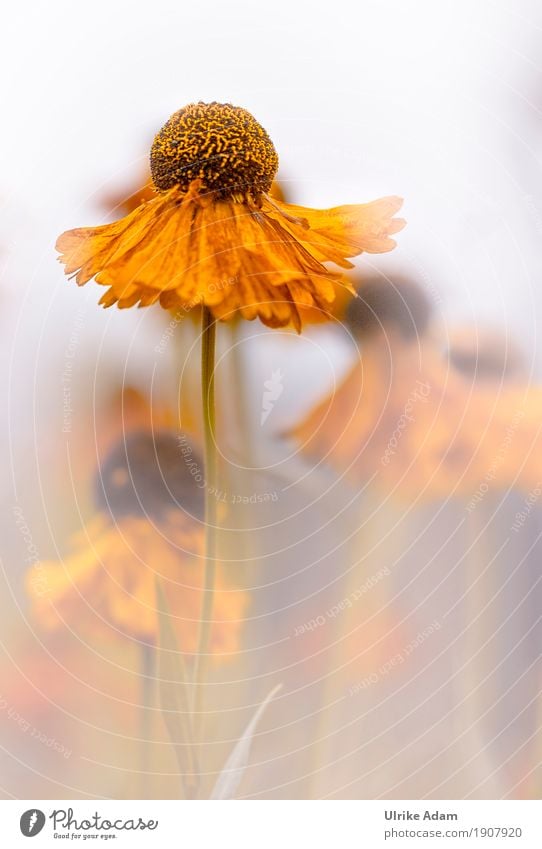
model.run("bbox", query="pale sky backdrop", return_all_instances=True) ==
[2,0,542,478]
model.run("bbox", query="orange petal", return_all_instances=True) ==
[264,195,405,263]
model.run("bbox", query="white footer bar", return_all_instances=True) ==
[2,799,541,848]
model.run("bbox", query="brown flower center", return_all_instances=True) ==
[150,101,279,198]
[94,430,205,521]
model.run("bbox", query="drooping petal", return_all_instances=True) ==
[56,183,405,330]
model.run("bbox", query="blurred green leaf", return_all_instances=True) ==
[155,578,199,799]
[210,684,282,800]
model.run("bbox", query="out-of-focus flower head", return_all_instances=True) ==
[26,427,247,657]
[289,275,542,501]
[94,428,205,522]
[57,101,405,332]
[297,270,433,330]
[345,273,433,342]
[288,275,435,473]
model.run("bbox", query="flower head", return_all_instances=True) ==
[291,337,542,501]
[288,277,542,501]
[26,429,246,656]
[57,101,405,331]
[94,428,205,522]
[25,512,246,656]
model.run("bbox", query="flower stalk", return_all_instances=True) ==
[192,306,218,738]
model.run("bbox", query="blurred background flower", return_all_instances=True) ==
[26,423,247,655]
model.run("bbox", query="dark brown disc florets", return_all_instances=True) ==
[94,429,205,521]
[346,276,433,341]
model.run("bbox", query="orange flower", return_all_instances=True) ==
[99,157,345,329]
[26,428,247,657]
[291,333,452,493]
[57,101,405,331]
[289,277,542,500]
[25,511,246,658]
[295,272,356,325]
[289,276,435,474]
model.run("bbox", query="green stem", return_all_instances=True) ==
[192,306,218,741]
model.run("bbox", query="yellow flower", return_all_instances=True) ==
[57,101,405,331]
